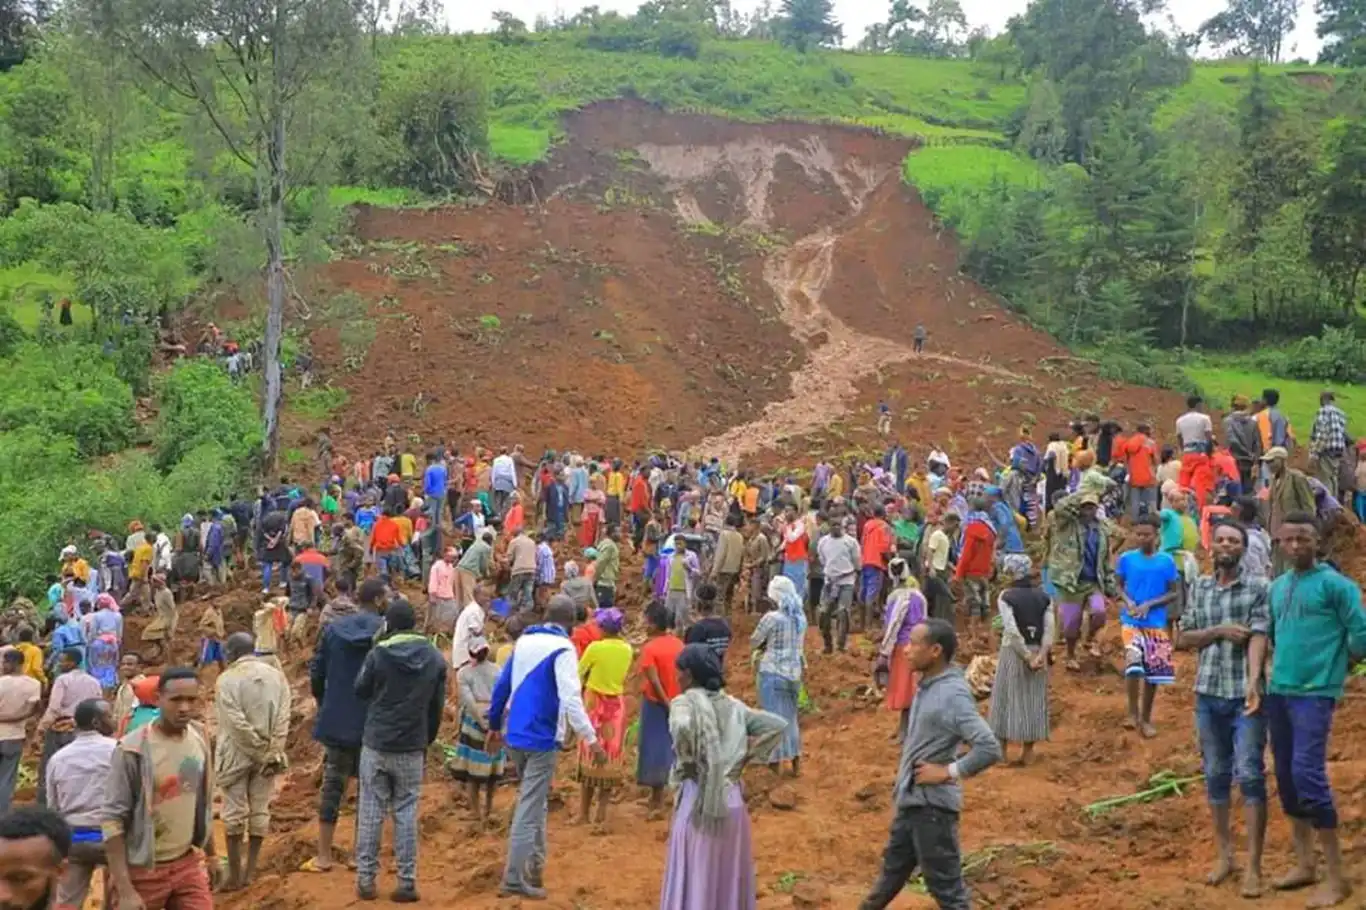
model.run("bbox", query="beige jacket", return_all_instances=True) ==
[214,656,291,787]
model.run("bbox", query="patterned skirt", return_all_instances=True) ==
[447,709,506,782]
[988,646,1050,743]
[576,691,627,786]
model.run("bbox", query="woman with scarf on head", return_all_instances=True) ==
[579,474,607,548]
[448,634,506,825]
[989,555,1054,765]
[659,644,786,910]
[82,593,123,690]
[575,607,632,830]
[750,575,806,776]
[877,558,926,743]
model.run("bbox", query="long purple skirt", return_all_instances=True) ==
[659,780,755,910]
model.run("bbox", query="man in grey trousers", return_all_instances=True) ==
[487,595,604,900]
[859,618,1002,910]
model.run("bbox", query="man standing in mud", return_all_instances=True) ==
[1262,512,1366,909]
[1176,522,1269,898]
[913,322,927,354]
[859,619,1000,910]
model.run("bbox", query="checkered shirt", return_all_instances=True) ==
[1180,574,1270,700]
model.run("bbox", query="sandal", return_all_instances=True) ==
[299,858,333,874]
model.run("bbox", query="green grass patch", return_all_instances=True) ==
[328,185,419,208]
[1184,362,1366,440]
[288,384,350,422]
[490,123,552,164]
[0,264,80,331]
[902,146,1044,239]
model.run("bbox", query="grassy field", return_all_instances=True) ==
[0,263,80,331]
[1185,364,1366,440]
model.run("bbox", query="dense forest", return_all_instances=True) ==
[2,0,1366,593]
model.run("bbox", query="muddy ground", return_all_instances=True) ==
[192,100,1366,909]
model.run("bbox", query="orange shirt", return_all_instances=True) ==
[742,487,760,514]
[860,519,893,569]
[638,633,684,702]
[571,620,603,658]
[1119,434,1157,488]
[371,516,403,551]
[782,524,809,562]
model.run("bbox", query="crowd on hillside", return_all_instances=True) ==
[0,384,1364,910]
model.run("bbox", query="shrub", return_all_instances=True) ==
[1254,326,1366,384]
[153,359,263,470]
[376,52,490,195]
[0,342,135,456]
[0,308,24,358]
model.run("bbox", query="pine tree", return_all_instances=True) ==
[777,0,841,51]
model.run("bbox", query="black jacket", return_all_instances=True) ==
[354,631,447,753]
[310,610,384,748]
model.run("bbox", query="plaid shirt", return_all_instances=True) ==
[1311,403,1348,455]
[1180,574,1270,700]
[750,610,805,682]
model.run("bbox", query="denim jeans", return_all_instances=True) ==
[1195,693,1267,805]
[1266,693,1338,829]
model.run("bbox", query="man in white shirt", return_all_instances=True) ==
[816,522,860,653]
[46,697,117,910]
[1175,395,1215,454]
[922,513,959,622]
[0,648,40,813]
[491,448,518,516]
[450,584,489,674]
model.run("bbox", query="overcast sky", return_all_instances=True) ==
[450,0,1323,59]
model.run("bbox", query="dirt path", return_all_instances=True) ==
[633,136,1024,462]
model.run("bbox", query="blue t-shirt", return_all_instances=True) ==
[1116,549,1179,629]
[423,463,448,498]
[355,506,378,534]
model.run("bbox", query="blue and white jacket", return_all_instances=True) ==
[487,624,597,752]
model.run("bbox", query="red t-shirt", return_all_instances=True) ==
[629,475,651,513]
[371,516,403,551]
[782,524,809,562]
[1119,434,1157,488]
[860,519,893,569]
[293,549,329,568]
[638,633,684,702]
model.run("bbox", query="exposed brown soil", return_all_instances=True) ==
[199,99,1366,910]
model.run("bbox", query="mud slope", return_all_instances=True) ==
[298,99,1185,463]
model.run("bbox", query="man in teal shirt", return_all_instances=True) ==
[1265,511,1366,908]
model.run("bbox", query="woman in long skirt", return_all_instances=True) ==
[448,636,505,823]
[988,557,1054,765]
[580,476,606,548]
[877,559,925,742]
[750,575,806,775]
[575,608,632,829]
[660,644,786,910]
[637,602,681,818]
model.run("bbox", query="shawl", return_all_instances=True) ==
[766,574,807,639]
[670,688,731,833]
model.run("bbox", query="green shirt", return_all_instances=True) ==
[595,539,620,588]
[1267,563,1366,699]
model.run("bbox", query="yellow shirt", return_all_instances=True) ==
[129,543,154,581]
[15,642,46,687]
[827,474,845,499]
[495,643,514,666]
[579,638,633,696]
[400,453,418,478]
[66,558,90,584]
[395,515,414,546]
[605,472,626,498]
[728,479,747,501]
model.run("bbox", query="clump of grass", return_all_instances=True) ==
[289,385,349,421]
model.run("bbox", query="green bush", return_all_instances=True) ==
[376,50,489,195]
[0,308,24,358]
[1253,326,1366,384]
[0,342,135,456]
[153,359,263,470]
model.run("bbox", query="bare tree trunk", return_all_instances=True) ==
[261,8,288,472]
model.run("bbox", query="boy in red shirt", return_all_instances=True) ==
[1117,423,1159,519]
[954,499,998,633]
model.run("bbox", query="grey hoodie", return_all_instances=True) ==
[893,665,1001,813]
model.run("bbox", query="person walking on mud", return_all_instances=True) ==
[859,619,1001,910]
[913,322,927,354]
[1176,522,1270,898]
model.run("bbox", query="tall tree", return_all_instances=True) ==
[1317,0,1366,66]
[777,0,841,51]
[1199,0,1298,61]
[102,0,361,468]
[1007,0,1189,163]
[1309,118,1366,315]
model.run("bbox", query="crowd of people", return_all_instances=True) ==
[0,384,1365,910]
